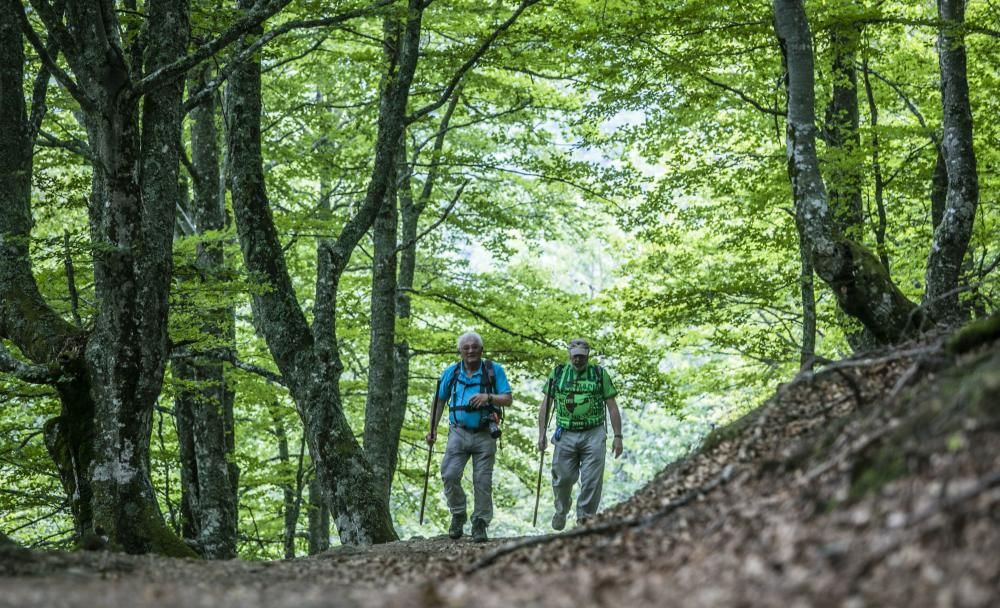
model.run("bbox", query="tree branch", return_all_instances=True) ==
[35,129,93,161]
[407,0,542,124]
[409,290,556,348]
[698,72,785,117]
[861,64,936,143]
[0,342,59,385]
[17,1,92,112]
[172,348,287,387]
[178,0,401,111]
[392,180,466,255]
[132,0,296,98]
[26,0,64,141]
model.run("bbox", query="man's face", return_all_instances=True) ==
[459,340,483,367]
[570,353,588,371]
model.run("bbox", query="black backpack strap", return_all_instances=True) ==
[481,359,496,394]
[550,364,566,395]
[446,363,461,421]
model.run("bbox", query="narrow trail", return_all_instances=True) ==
[3,334,999,608]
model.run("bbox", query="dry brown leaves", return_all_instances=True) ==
[2,337,998,608]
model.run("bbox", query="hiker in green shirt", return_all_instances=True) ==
[536,338,623,530]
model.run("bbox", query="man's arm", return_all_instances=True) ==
[468,391,512,408]
[606,397,623,458]
[536,394,551,452]
[426,380,447,445]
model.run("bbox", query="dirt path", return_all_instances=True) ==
[3,337,999,607]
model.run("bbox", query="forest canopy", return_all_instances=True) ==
[1,0,996,558]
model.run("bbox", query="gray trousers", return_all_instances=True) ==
[551,425,607,521]
[440,426,497,524]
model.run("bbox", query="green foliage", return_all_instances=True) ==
[5,0,996,556]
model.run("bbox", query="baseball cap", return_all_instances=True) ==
[568,339,591,357]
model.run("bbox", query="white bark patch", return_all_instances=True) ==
[91,440,139,483]
[334,512,373,546]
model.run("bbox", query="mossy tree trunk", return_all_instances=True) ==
[923,0,979,325]
[773,0,924,345]
[364,149,401,506]
[2,0,196,556]
[361,15,408,508]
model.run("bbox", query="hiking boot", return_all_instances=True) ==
[471,518,488,543]
[551,513,566,531]
[448,513,466,539]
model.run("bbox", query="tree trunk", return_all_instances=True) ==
[860,59,890,271]
[171,63,239,559]
[923,0,979,325]
[931,146,949,232]
[823,22,863,242]
[3,0,193,555]
[824,21,878,352]
[362,19,409,500]
[392,87,462,444]
[363,154,400,505]
[270,410,301,560]
[1,4,94,540]
[307,472,330,555]
[798,237,816,370]
[69,0,190,556]
[773,0,923,345]
[225,0,425,545]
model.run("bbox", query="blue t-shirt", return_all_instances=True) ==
[437,360,511,429]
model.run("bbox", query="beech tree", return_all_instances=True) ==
[1,0,195,556]
[171,61,239,559]
[1,0,299,555]
[773,0,981,344]
[225,0,542,544]
[924,0,980,324]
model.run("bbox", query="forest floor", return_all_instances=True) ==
[2,324,999,608]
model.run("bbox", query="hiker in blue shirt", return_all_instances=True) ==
[425,332,512,542]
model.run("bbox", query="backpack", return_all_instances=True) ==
[550,363,604,396]
[550,363,606,431]
[446,359,503,431]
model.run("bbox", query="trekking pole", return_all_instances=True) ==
[418,441,433,525]
[419,379,441,526]
[532,378,555,527]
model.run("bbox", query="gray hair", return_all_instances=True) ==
[456,331,483,351]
